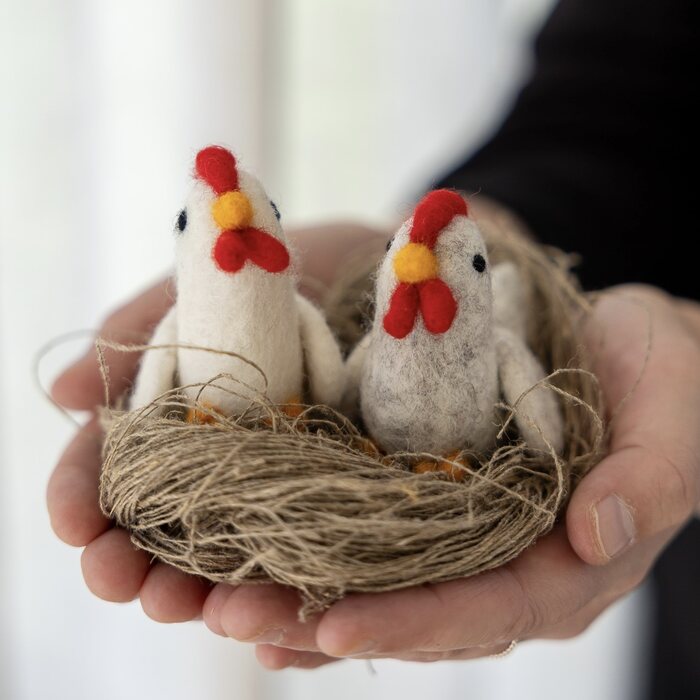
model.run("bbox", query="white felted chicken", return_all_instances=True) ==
[346,190,563,470]
[130,145,345,418]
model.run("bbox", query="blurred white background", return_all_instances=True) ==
[0,1,651,699]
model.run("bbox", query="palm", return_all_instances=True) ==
[47,225,386,620]
[48,259,700,668]
[225,287,699,669]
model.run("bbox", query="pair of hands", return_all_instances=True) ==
[47,223,700,670]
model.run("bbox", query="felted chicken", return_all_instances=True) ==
[346,190,563,473]
[130,145,346,418]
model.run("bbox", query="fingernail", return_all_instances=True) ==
[204,584,236,636]
[206,584,235,618]
[346,640,377,656]
[593,494,635,559]
[249,627,286,644]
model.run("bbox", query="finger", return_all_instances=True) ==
[316,526,604,656]
[219,583,320,650]
[258,643,512,668]
[80,528,151,602]
[203,584,238,636]
[51,278,173,410]
[568,290,700,566]
[255,645,338,671]
[353,644,515,662]
[47,418,110,546]
[139,563,210,623]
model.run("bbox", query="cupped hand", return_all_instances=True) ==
[203,284,700,669]
[48,278,212,620]
[46,224,387,623]
[48,224,700,666]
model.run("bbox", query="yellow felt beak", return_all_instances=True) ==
[393,242,438,283]
[212,191,252,230]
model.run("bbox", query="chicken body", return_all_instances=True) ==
[361,214,499,454]
[130,146,344,415]
[353,189,563,457]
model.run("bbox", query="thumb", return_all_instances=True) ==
[566,445,697,565]
[567,288,700,565]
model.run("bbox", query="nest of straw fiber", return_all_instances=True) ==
[100,221,605,618]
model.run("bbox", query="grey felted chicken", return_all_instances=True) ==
[346,190,563,474]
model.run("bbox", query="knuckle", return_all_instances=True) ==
[497,567,542,640]
[656,449,699,526]
[554,615,597,640]
[610,283,671,305]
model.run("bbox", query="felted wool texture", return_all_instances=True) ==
[360,214,500,455]
[344,259,525,424]
[383,278,458,338]
[358,205,565,456]
[495,325,564,453]
[296,294,346,407]
[418,278,458,334]
[100,223,605,617]
[342,333,370,420]
[129,306,178,412]
[410,189,468,248]
[212,190,252,230]
[491,261,528,340]
[130,153,345,414]
[490,262,563,452]
[213,227,291,274]
[195,145,239,194]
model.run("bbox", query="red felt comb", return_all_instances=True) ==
[410,189,468,249]
[195,145,239,194]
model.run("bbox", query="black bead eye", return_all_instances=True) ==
[176,208,187,233]
[472,253,486,273]
[385,237,394,252]
[270,200,281,221]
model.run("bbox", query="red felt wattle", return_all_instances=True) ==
[410,189,468,249]
[213,228,290,274]
[383,279,457,339]
[195,146,239,195]
[239,228,290,273]
[418,278,457,334]
[213,230,248,273]
[383,282,420,339]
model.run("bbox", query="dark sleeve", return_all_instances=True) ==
[436,0,698,295]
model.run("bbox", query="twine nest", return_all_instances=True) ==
[100,222,605,617]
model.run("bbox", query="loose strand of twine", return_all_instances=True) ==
[33,328,100,429]
[94,338,269,409]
